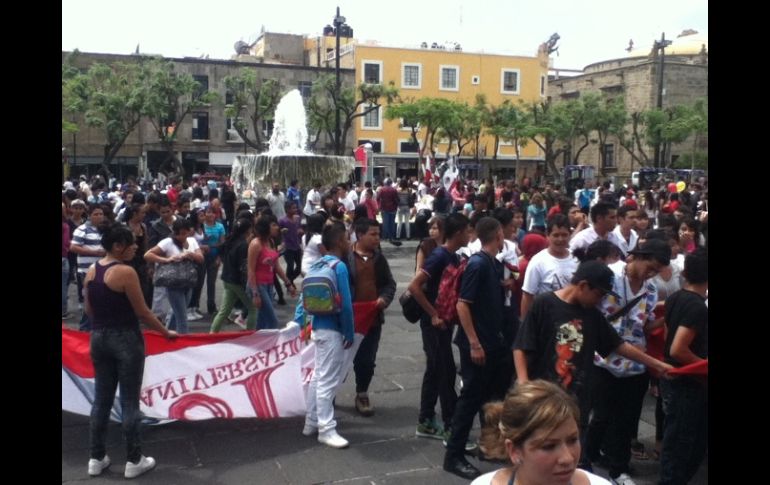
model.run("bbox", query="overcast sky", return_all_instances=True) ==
[62,0,707,70]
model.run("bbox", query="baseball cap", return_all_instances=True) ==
[572,260,621,298]
[627,239,671,266]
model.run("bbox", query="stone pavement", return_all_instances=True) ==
[62,240,707,484]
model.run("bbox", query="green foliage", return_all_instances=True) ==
[223,69,281,150]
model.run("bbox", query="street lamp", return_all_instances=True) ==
[333,7,347,155]
[653,32,672,167]
[243,127,248,156]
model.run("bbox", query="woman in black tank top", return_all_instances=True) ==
[83,223,176,479]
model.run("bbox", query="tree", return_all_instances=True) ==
[223,69,282,152]
[686,98,708,171]
[436,100,483,159]
[385,97,455,162]
[491,100,531,182]
[307,74,398,155]
[587,95,627,173]
[523,98,575,179]
[62,52,148,177]
[142,59,219,177]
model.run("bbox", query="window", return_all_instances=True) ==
[192,113,209,140]
[603,144,615,168]
[297,81,313,99]
[192,75,209,100]
[400,140,419,153]
[400,117,420,132]
[540,75,546,96]
[501,69,520,94]
[402,63,421,89]
[225,89,235,106]
[357,139,382,153]
[262,120,274,139]
[440,65,459,91]
[226,118,243,142]
[361,104,381,130]
[362,61,382,84]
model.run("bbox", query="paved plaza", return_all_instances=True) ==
[62,241,707,484]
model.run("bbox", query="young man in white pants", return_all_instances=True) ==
[295,222,354,448]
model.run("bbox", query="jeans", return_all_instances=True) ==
[210,282,257,332]
[396,207,411,239]
[77,271,86,304]
[353,322,382,393]
[89,327,145,463]
[305,328,346,433]
[283,249,302,283]
[62,257,70,315]
[585,367,649,478]
[445,348,513,459]
[188,261,206,310]
[256,284,278,329]
[165,287,192,334]
[205,257,220,312]
[381,210,396,240]
[418,316,457,429]
[659,378,708,485]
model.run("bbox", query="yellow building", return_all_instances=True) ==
[307,36,550,181]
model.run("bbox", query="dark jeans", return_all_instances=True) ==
[381,210,396,240]
[354,322,382,393]
[89,327,145,463]
[585,367,649,478]
[659,378,708,485]
[76,272,86,304]
[205,257,220,312]
[283,249,302,283]
[188,261,206,310]
[418,317,457,429]
[445,347,513,459]
[273,273,284,302]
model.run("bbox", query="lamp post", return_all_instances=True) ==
[333,7,346,155]
[243,127,248,156]
[653,32,672,167]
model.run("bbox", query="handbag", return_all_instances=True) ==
[153,260,198,288]
[399,289,423,324]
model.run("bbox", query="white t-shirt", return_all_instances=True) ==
[267,192,287,219]
[569,226,624,254]
[612,226,639,256]
[303,189,321,216]
[497,239,520,307]
[472,469,611,485]
[301,234,323,275]
[457,238,482,258]
[340,195,356,212]
[157,237,200,258]
[522,249,578,296]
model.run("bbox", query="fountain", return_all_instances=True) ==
[231,89,355,195]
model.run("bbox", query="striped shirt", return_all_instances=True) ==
[71,222,103,274]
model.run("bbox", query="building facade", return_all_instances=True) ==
[61,51,355,179]
[547,31,708,181]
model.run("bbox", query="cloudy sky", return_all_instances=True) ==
[62,0,707,70]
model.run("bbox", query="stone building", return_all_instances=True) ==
[547,30,708,181]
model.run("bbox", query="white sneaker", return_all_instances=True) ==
[318,430,349,448]
[88,455,111,476]
[234,315,247,329]
[302,423,317,436]
[124,455,156,479]
[186,310,200,321]
[611,473,637,485]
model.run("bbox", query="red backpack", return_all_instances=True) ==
[434,256,469,324]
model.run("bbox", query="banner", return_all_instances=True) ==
[62,323,364,422]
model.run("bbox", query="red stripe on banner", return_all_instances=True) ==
[668,359,708,376]
[61,326,253,378]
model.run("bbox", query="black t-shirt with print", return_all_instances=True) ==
[455,251,507,354]
[664,289,708,367]
[514,292,623,398]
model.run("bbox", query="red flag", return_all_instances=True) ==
[353,301,379,335]
[669,359,708,376]
[354,145,368,175]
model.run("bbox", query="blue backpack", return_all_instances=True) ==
[302,258,342,315]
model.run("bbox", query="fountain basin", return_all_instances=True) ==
[232,153,355,194]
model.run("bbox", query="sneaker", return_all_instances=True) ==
[186,310,201,321]
[416,419,444,439]
[302,423,317,436]
[62,311,73,320]
[87,455,111,476]
[610,473,637,485]
[443,436,479,452]
[318,430,349,449]
[277,299,287,306]
[355,393,374,417]
[233,315,247,330]
[124,455,156,479]
[193,309,204,320]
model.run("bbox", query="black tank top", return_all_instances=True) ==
[88,261,139,330]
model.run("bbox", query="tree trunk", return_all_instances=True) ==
[493,136,499,162]
[514,139,521,183]
[573,139,590,164]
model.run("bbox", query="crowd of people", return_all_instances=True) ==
[62,171,707,483]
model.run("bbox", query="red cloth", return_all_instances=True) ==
[669,359,708,376]
[354,145,368,174]
[547,206,561,218]
[353,301,379,336]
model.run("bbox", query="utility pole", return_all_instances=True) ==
[653,32,672,167]
[333,7,345,155]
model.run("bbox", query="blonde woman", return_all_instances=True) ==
[473,380,610,485]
